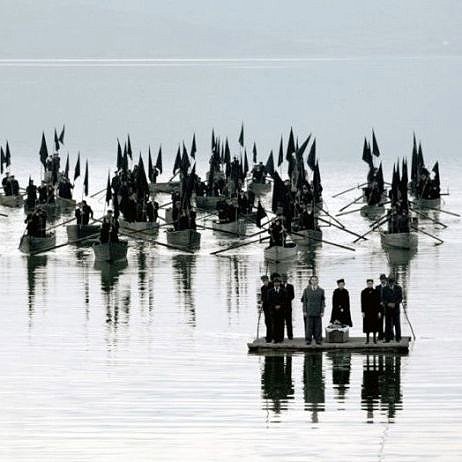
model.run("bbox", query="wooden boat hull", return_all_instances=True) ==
[264,243,298,262]
[166,229,201,248]
[380,231,418,250]
[92,240,128,262]
[212,219,246,236]
[119,219,159,237]
[56,196,76,210]
[149,181,180,194]
[291,229,322,246]
[0,194,24,208]
[413,197,441,209]
[196,195,222,210]
[248,181,271,195]
[19,233,56,255]
[360,204,385,219]
[66,224,101,242]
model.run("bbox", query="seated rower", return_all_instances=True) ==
[100,210,119,243]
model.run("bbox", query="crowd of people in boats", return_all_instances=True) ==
[1,173,20,196]
[260,273,403,345]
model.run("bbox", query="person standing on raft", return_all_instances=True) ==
[330,279,352,327]
[361,279,381,344]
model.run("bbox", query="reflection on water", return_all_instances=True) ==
[327,351,351,402]
[261,352,403,423]
[26,255,47,321]
[361,354,402,422]
[172,254,197,326]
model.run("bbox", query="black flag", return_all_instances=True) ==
[83,160,89,196]
[54,129,60,151]
[238,123,244,147]
[0,147,4,174]
[173,146,181,174]
[432,161,440,189]
[127,134,133,160]
[58,125,65,144]
[148,146,154,182]
[372,130,380,157]
[265,150,274,176]
[105,173,112,204]
[278,136,284,167]
[362,138,373,167]
[286,127,295,160]
[39,132,48,167]
[296,134,311,160]
[74,152,81,181]
[307,138,316,170]
[211,129,216,151]
[5,141,11,167]
[156,146,163,174]
[256,201,267,228]
[244,150,249,176]
[116,139,123,170]
[64,153,69,178]
[224,138,231,165]
[136,154,150,198]
[191,134,197,159]
[181,142,190,172]
[252,142,257,164]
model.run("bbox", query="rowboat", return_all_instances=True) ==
[380,231,418,250]
[56,196,76,210]
[247,181,271,195]
[360,204,385,219]
[0,193,24,208]
[24,202,59,216]
[264,242,298,262]
[19,233,56,255]
[291,228,322,246]
[412,197,441,209]
[149,181,180,194]
[212,218,246,236]
[166,229,201,248]
[119,219,160,237]
[92,240,128,263]
[66,224,101,242]
[196,195,222,210]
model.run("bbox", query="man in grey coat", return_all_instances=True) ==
[301,276,326,345]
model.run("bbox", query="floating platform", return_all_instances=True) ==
[247,336,411,354]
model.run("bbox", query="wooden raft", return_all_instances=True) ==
[247,336,411,353]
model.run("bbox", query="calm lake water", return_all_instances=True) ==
[1,1,462,460]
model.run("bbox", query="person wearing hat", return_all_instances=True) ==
[267,275,287,343]
[100,210,119,244]
[259,275,274,343]
[361,279,381,343]
[375,274,388,340]
[301,276,325,345]
[382,276,403,342]
[281,273,295,340]
[330,279,352,327]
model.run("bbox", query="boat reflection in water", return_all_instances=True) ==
[260,352,403,423]
[26,255,48,321]
[172,254,197,327]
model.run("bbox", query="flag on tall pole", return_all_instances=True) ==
[278,136,284,167]
[190,134,197,159]
[54,129,60,151]
[0,147,4,174]
[74,152,81,181]
[156,146,163,174]
[105,173,112,204]
[64,153,69,178]
[307,138,316,170]
[58,125,65,144]
[252,142,257,164]
[83,160,89,196]
[5,141,11,167]
[372,130,380,157]
[39,132,48,167]
[238,123,244,148]
[127,134,133,160]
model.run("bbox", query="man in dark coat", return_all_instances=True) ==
[267,276,287,343]
[375,274,388,340]
[330,279,352,327]
[361,279,381,343]
[383,276,403,342]
[259,275,273,343]
[281,273,295,340]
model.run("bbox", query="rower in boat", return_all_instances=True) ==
[19,206,56,255]
[248,162,271,194]
[213,196,246,235]
[92,209,128,262]
[0,172,23,207]
[24,178,38,211]
[66,200,100,242]
[75,200,94,225]
[264,215,297,262]
[100,210,120,243]
[291,202,322,246]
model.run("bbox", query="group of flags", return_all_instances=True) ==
[0,141,11,174]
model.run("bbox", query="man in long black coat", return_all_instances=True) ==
[281,273,295,340]
[330,279,352,327]
[361,279,381,343]
[375,274,388,340]
[260,275,273,343]
[267,276,287,343]
[383,276,403,342]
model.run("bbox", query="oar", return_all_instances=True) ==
[410,225,444,245]
[0,212,8,217]
[159,201,172,209]
[402,298,416,341]
[316,215,367,241]
[315,205,345,229]
[353,215,390,243]
[45,216,77,232]
[290,230,356,252]
[211,236,270,255]
[336,206,366,217]
[410,201,460,217]
[30,232,101,256]
[196,223,248,237]
[338,194,363,213]
[410,207,447,229]
[332,182,367,198]
[89,187,107,198]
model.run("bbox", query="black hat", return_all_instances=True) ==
[270,272,280,281]
[337,279,345,284]
[367,278,374,283]
[388,276,395,283]
[379,274,387,280]
[260,275,269,281]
